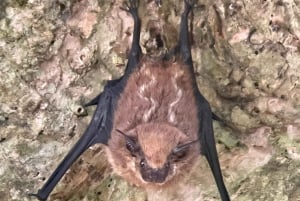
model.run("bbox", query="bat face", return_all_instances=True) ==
[106,60,200,187]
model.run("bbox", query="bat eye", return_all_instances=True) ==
[170,139,198,162]
[171,150,187,162]
[164,162,170,169]
[126,140,137,153]
[172,146,188,157]
[116,129,139,154]
[140,159,147,169]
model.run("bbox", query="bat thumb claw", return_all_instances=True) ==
[27,192,46,201]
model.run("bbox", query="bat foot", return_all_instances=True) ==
[120,0,139,14]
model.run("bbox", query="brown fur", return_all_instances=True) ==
[106,58,200,188]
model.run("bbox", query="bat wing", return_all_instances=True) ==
[174,1,230,200]
[30,1,142,200]
[29,78,123,201]
[196,93,231,201]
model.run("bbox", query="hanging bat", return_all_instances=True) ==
[30,0,230,200]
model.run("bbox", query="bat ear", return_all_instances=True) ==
[172,139,199,154]
[116,129,140,153]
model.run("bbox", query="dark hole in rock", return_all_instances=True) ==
[280,95,286,100]
[253,107,260,114]
[155,34,164,49]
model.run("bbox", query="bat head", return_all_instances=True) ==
[108,123,199,187]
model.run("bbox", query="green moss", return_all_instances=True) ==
[218,130,239,149]
[87,176,114,201]
[10,0,28,7]
[234,158,300,201]
[15,141,36,156]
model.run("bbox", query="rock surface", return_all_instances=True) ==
[0,0,299,201]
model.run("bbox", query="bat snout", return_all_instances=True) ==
[141,168,169,183]
[140,161,170,183]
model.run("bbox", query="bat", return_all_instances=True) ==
[30,0,230,200]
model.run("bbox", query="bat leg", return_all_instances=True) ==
[178,0,195,71]
[86,0,142,108]
[164,0,195,63]
[120,0,142,76]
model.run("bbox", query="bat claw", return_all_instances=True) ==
[28,192,46,201]
[155,0,162,7]
[120,0,139,13]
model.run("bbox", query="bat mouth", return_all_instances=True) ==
[140,161,170,183]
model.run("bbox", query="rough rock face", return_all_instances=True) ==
[0,0,299,201]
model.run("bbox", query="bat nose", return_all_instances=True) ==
[141,163,170,183]
[150,170,165,183]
